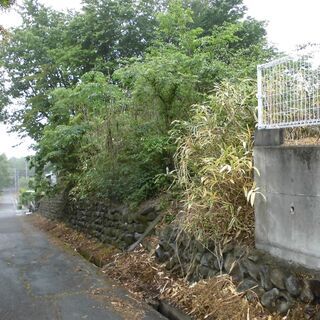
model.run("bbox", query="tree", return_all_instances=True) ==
[0,1,79,140]
[79,0,166,72]
[0,0,16,35]
[1,0,274,204]
[0,0,165,140]
[0,0,15,9]
[0,154,11,190]
[189,0,246,33]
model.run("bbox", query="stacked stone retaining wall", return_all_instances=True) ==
[37,195,159,249]
[37,193,67,220]
[156,224,320,316]
[38,193,320,317]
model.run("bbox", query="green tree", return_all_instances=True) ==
[0,154,11,190]
[79,0,166,72]
[0,0,15,35]
[31,71,123,192]
[189,0,246,33]
[0,0,15,9]
[0,1,79,140]
[1,0,274,206]
[0,0,163,139]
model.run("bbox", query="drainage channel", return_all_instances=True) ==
[151,300,192,320]
[76,246,192,319]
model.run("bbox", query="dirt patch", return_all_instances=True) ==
[28,215,311,320]
[284,137,320,146]
[162,276,311,320]
[90,288,146,320]
[29,215,119,266]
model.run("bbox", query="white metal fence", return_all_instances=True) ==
[257,45,320,129]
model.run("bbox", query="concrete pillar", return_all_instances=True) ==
[254,128,284,146]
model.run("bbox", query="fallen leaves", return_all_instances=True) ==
[29,215,309,320]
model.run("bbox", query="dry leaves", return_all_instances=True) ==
[29,215,309,320]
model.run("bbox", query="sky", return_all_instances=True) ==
[244,0,320,51]
[0,0,320,158]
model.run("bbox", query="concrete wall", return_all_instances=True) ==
[254,141,320,270]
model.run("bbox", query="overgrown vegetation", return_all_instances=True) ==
[0,0,275,241]
[173,80,258,244]
[0,153,10,190]
[31,215,309,320]
[0,0,15,9]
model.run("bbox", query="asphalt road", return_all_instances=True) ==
[0,192,166,320]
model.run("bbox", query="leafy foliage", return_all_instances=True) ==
[0,154,11,190]
[0,0,275,240]
[172,80,257,244]
[18,189,35,208]
[0,0,15,9]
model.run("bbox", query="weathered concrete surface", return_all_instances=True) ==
[254,145,320,269]
[254,129,284,146]
[0,192,166,320]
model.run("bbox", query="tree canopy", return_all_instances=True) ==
[0,0,15,9]
[0,154,11,190]
[0,0,275,204]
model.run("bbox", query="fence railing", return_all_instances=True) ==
[257,45,320,129]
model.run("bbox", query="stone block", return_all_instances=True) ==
[134,223,146,233]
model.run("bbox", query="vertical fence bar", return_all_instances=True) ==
[258,45,320,129]
[257,65,263,128]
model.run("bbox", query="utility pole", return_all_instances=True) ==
[25,159,28,179]
[14,168,17,193]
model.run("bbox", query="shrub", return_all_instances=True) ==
[172,79,258,245]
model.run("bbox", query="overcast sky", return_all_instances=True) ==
[0,0,320,158]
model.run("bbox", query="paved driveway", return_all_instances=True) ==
[0,192,166,320]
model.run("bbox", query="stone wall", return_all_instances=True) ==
[254,129,320,269]
[37,190,320,316]
[37,195,160,249]
[156,224,320,316]
[37,193,67,220]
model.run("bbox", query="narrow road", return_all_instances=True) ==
[0,192,166,320]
